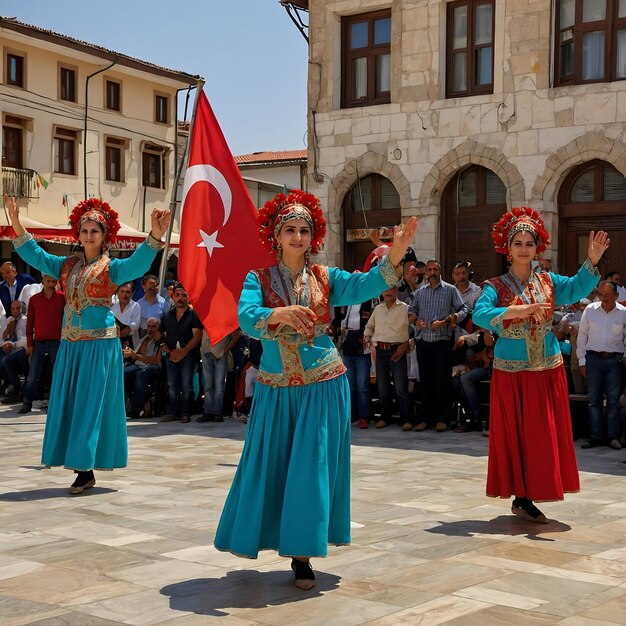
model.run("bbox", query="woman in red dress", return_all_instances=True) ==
[473,207,608,522]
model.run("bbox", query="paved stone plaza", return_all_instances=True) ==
[1,404,625,625]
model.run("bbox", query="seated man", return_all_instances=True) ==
[0,300,29,404]
[0,262,35,316]
[123,317,164,419]
[452,328,496,433]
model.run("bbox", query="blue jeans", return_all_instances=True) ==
[586,352,623,441]
[124,364,160,415]
[165,354,196,418]
[343,353,371,419]
[375,347,414,423]
[202,353,228,416]
[0,348,29,393]
[23,340,60,404]
[452,367,491,416]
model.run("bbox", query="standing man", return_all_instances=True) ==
[341,299,373,429]
[411,259,468,432]
[577,280,626,450]
[160,283,203,423]
[0,261,35,316]
[136,274,170,336]
[198,329,241,423]
[364,286,414,430]
[18,275,65,414]
[452,261,482,318]
[111,282,141,349]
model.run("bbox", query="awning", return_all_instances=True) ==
[0,217,179,250]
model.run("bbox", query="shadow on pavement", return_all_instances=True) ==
[161,569,341,617]
[0,486,117,500]
[425,515,572,542]
[126,418,626,476]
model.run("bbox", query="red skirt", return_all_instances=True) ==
[487,365,579,502]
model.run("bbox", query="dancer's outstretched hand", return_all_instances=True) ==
[588,230,609,266]
[5,196,25,237]
[388,216,418,268]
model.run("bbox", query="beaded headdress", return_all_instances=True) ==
[69,198,121,244]
[491,206,549,255]
[258,189,326,255]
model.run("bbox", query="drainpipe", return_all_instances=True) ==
[84,59,118,199]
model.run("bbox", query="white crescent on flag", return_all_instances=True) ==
[181,164,232,227]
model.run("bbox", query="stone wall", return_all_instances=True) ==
[306,0,626,267]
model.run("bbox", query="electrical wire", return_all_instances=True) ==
[1,87,179,147]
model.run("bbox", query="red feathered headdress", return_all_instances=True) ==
[68,198,121,244]
[258,189,326,255]
[491,207,550,255]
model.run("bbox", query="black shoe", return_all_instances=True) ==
[196,414,213,422]
[69,470,95,495]
[214,415,224,422]
[291,558,316,590]
[511,497,549,523]
[17,403,32,414]
[1,393,22,405]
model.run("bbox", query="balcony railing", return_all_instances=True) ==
[1,167,40,200]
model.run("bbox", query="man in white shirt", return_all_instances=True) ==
[605,271,626,304]
[577,281,626,450]
[364,286,414,430]
[111,283,141,349]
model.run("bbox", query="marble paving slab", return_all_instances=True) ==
[0,406,625,624]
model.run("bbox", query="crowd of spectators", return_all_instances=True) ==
[0,255,624,452]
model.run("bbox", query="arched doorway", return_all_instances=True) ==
[441,165,508,283]
[558,160,626,277]
[342,173,401,271]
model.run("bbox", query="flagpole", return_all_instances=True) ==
[159,79,206,288]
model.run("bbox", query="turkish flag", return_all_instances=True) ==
[178,91,274,344]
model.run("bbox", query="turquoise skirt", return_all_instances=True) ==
[214,374,352,558]
[41,337,127,471]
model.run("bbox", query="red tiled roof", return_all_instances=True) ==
[0,16,202,84]
[235,150,307,165]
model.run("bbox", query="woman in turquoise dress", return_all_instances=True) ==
[214,190,417,589]
[7,197,170,494]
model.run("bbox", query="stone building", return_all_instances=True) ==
[299,0,626,281]
[0,16,202,255]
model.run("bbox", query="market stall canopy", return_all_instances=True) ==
[0,214,179,250]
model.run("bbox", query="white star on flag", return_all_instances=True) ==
[197,229,224,257]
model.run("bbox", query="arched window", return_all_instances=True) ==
[441,165,507,282]
[559,160,626,275]
[343,173,400,271]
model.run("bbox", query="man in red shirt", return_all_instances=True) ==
[18,275,65,414]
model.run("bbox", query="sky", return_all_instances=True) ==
[1,0,309,155]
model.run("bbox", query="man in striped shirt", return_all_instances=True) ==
[410,259,468,432]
